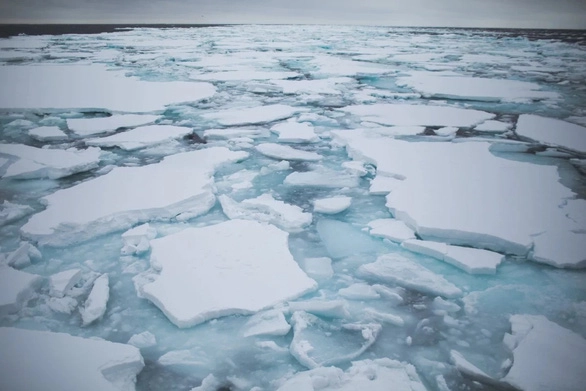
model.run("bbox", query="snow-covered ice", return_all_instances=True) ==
[28,126,68,141]
[127,331,157,349]
[299,257,334,281]
[256,143,322,161]
[85,125,192,151]
[284,169,360,188]
[139,219,316,327]
[367,218,416,243]
[516,114,586,154]
[270,121,319,143]
[313,196,352,214]
[121,223,157,256]
[502,315,586,391]
[358,254,463,298]
[81,273,109,326]
[0,327,144,391]
[241,309,291,337]
[0,143,101,179]
[49,268,82,298]
[22,147,247,245]
[474,120,512,133]
[0,266,42,315]
[202,104,305,126]
[67,114,159,137]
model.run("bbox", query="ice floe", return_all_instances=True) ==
[28,126,68,141]
[128,331,157,349]
[139,219,316,328]
[474,120,512,133]
[0,327,144,391]
[367,218,416,243]
[529,230,586,268]
[191,70,298,81]
[219,194,312,232]
[299,257,334,281]
[271,77,354,95]
[0,65,215,112]
[202,104,305,126]
[0,266,42,315]
[255,143,322,161]
[313,196,352,214]
[22,147,247,245]
[0,201,33,226]
[284,169,360,188]
[85,125,192,151]
[67,114,160,137]
[81,273,109,326]
[516,114,586,154]
[0,143,101,179]
[241,309,291,338]
[287,300,350,319]
[358,254,463,298]
[270,121,319,143]
[502,314,586,391]
[3,242,41,269]
[203,127,268,140]
[277,358,426,391]
[49,268,82,298]
[121,223,157,256]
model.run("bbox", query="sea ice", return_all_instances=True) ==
[289,311,381,369]
[49,268,82,298]
[22,147,247,246]
[397,74,559,102]
[0,143,101,179]
[0,65,215,112]
[202,104,305,126]
[28,126,67,141]
[85,125,192,151]
[191,70,298,81]
[241,309,291,337]
[81,273,109,326]
[219,194,312,233]
[313,196,352,214]
[284,170,360,188]
[338,283,381,300]
[363,308,404,326]
[474,120,512,133]
[128,331,157,349]
[139,219,316,328]
[450,350,499,386]
[277,358,426,391]
[369,175,403,195]
[287,300,350,319]
[358,254,463,298]
[255,143,322,161]
[203,127,268,140]
[502,314,586,391]
[3,242,41,269]
[270,121,319,143]
[67,114,160,137]
[121,223,157,256]
[529,230,586,268]
[0,201,33,226]
[271,77,353,95]
[0,266,42,315]
[299,257,334,281]
[367,218,416,243]
[0,327,144,391]
[341,104,494,127]
[516,114,586,154]
[317,219,385,259]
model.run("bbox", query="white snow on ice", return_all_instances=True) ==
[85,125,192,151]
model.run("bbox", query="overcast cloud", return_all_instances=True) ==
[1,0,585,28]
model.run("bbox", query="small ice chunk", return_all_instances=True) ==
[0,327,144,391]
[0,266,42,315]
[47,296,79,314]
[358,254,462,298]
[81,273,109,326]
[28,126,67,141]
[259,160,290,175]
[342,160,369,176]
[517,114,586,154]
[300,257,334,281]
[284,170,360,188]
[140,220,316,328]
[86,125,192,151]
[450,350,498,385]
[502,314,586,391]
[289,311,381,369]
[219,194,312,233]
[363,308,405,326]
[0,144,101,180]
[474,120,512,133]
[369,175,403,195]
[67,114,159,137]
[339,283,381,300]
[203,128,268,140]
[49,268,82,298]
[432,297,460,313]
[128,331,157,349]
[0,201,33,226]
[288,300,350,319]
[242,309,291,337]
[121,223,157,255]
[530,230,586,268]
[402,239,505,274]
[277,358,426,391]
[256,143,322,161]
[368,218,416,243]
[313,196,352,214]
[202,104,305,126]
[270,121,319,143]
[4,242,41,269]
[435,126,458,137]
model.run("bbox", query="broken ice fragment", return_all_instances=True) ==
[368,218,416,243]
[313,196,352,214]
[255,143,322,161]
[49,268,82,298]
[242,309,291,338]
[81,273,109,326]
[0,266,43,315]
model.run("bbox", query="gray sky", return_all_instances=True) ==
[1,0,586,28]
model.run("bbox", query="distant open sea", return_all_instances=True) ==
[1,24,586,45]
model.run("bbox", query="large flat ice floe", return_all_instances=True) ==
[277,358,427,391]
[21,147,248,246]
[67,114,160,137]
[139,219,317,328]
[516,114,586,154]
[341,104,494,127]
[0,65,216,112]
[396,74,559,102]
[502,315,586,391]
[0,144,101,179]
[202,104,305,126]
[0,327,144,391]
[358,254,463,298]
[333,129,583,262]
[85,125,192,151]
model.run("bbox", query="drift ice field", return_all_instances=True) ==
[0,25,585,390]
